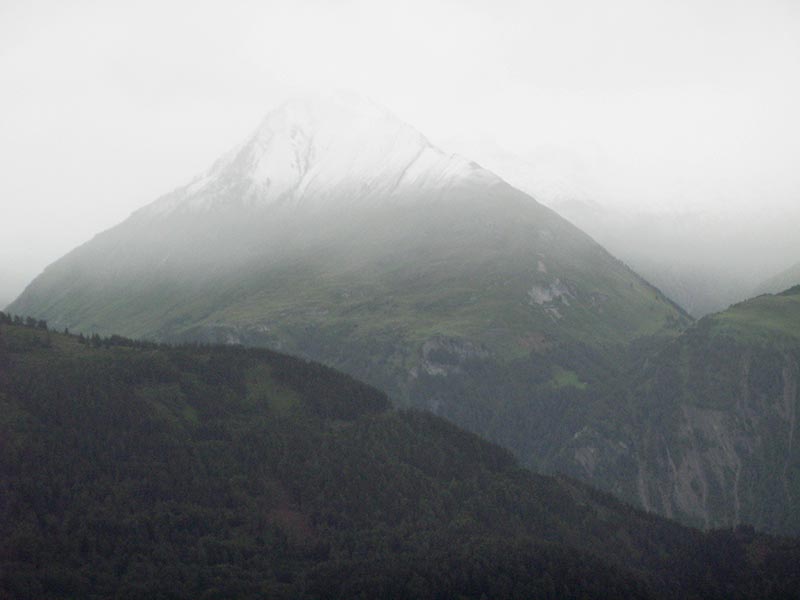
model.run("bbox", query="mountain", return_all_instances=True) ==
[2,316,799,599]
[10,94,689,341]
[757,261,800,296]
[142,93,496,215]
[8,93,690,485]
[600,286,800,533]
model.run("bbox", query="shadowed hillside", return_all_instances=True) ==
[1,315,799,599]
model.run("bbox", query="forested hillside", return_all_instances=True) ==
[621,286,800,532]
[1,315,799,599]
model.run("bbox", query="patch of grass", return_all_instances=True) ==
[549,366,588,390]
[246,365,301,415]
[709,291,800,345]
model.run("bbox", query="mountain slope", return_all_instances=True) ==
[8,93,690,515]
[1,317,799,599]
[11,94,687,349]
[609,286,800,533]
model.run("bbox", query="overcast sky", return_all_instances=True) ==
[2,0,800,306]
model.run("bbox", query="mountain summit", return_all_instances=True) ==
[141,92,496,218]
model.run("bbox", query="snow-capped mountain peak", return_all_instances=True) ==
[141,92,497,218]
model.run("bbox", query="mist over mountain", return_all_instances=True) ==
[441,136,800,317]
[0,266,32,312]
[9,93,693,512]
[5,1,800,596]
[141,93,494,218]
[11,92,688,345]
[757,261,800,297]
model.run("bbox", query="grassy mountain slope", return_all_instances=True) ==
[12,189,688,354]
[713,285,800,342]
[8,188,690,492]
[1,317,799,599]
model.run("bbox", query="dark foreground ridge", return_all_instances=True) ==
[1,315,798,599]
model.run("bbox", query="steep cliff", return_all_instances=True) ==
[550,287,800,533]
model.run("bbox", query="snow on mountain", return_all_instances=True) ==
[139,92,498,219]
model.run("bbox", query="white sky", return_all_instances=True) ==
[2,0,800,305]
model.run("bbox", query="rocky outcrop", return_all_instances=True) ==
[538,330,800,535]
[166,311,800,535]
[528,278,575,306]
[627,346,800,533]
[414,336,490,377]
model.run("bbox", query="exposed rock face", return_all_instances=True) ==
[550,327,800,534]
[631,348,800,532]
[417,336,490,377]
[528,278,575,306]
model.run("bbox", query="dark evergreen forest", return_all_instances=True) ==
[1,314,799,599]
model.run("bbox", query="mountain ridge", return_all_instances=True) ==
[136,92,497,219]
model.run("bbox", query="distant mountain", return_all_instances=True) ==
[8,93,690,491]
[0,265,31,311]
[546,207,757,317]
[2,318,799,599]
[622,256,754,318]
[757,261,800,296]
